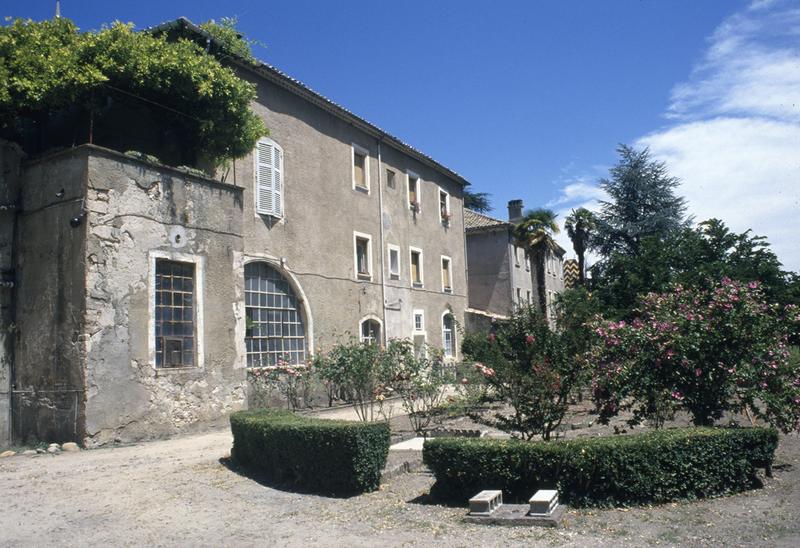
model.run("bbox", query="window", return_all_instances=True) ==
[516,287,521,305]
[388,244,401,280]
[244,262,307,367]
[410,247,424,287]
[527,290,532,305]
[360,317,381,346]
[514,246,521,267]
[439,189,450,224]
[386,168,396,189]
[407,170,420,211]
[354,232,372,280]
[352,143,369,192]
[441,256,452,293]
[255,138,283,218]
[413,309,425,332]
[442,313,455,358]
[155,260,196,368]
[525,251,531,271]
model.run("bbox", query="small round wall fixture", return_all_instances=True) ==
[169,226,188,248]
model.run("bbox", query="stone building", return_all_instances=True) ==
[464,199,565,329]
[0,19,469,446]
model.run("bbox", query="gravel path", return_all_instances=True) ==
[2,428,799,547]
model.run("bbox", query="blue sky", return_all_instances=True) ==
[4,1,798,270]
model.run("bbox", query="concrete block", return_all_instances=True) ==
[468,490,503,515]
[529,489,559,516]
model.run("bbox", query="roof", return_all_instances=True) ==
[464,209,511,232]
[148,18,469,187]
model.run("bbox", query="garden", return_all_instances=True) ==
[231,146,800,512]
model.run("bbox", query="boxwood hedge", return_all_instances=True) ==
[423,427,778,507]
[230,409,390,496]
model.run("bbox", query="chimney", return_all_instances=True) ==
[508,199,524,222]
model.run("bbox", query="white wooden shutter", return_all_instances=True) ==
[256,140,283,217]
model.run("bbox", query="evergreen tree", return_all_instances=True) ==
[463,190,492,214]
[593,145,688,257]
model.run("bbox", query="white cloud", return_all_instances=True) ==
[553,0,800,272]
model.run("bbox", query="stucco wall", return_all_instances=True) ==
[466,229,516,316]
[230,74,469,356]
[13,150,89,443]
[81,149,246,445]
[0,141,22,446]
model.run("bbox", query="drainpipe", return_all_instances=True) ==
[376,140,388,346]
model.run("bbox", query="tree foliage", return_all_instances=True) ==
[593,145,688,257]
[463,189,492,214]
[564,207,597,285]
[0,17,266,166]
[513,208,560,314]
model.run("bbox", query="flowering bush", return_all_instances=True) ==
[463,306,586,440]
[588,278,800,431]
[247,359,313,411]
[382,340,448,434]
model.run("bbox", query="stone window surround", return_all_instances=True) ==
[353,231,374,281]
[253,136,284,220]
[234,252,316,368]
[413,309,425,333]
[409,246,424,288]
[359,314,383,346]
[387,243,401,280]
[441,255,453,293]
[148,249,205,371]
[406,169,421,211]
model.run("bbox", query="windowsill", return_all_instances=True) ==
[354,185,369,194]
[357,273,372,281]
[412,282,424,289]
[390,274,400,280]
[155,365,201,375]
[443,287,453,294]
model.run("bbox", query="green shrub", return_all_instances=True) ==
[423,427,778,507]
[230,409,390,496]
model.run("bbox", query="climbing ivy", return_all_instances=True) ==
[0,17,266,166]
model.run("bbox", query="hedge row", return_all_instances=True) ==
[230,409,390,496]
[423,427,778,507]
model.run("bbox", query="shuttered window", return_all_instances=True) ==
[255,138,283,218]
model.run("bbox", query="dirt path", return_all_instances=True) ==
[2,429,799,547]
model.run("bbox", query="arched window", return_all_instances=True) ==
[245,262,306,367]
[359,317,381,346]
[442,313,455,358]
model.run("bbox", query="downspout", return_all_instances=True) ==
[376,140,387,346]
[460,197,469,360]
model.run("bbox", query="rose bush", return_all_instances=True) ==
[588,278,800,430]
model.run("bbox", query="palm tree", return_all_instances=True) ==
[564,208,597,285]
[513,208,560,314]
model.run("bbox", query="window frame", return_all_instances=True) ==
[353,231,373,281]
[388,243,401,280]
[409,246,424,288]
[254,137,284,219]
[441,255,453,293]
[148,251,205,371]
[441,311,456,359]
[438,188,451,224]
[413,309,425,333]
[359,315,383,346]
[386,168,396,190]
[351,143,370,193]
[514,246,521,267]
[406,169,421,212]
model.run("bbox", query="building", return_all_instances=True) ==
[0,18,469,446]
[464,199,565,329]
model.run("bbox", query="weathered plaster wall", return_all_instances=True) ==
[232,74,468,356]
[82,148,246,445]
[14,150,89,443]
[466,229,515,316]
[0,141,23,446]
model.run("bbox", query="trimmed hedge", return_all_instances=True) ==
[423,427,778,507]
[230,409,390,496]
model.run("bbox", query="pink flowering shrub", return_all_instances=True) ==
[588,278,800,431]
[463,306,587,440]
[247,358,314,411]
